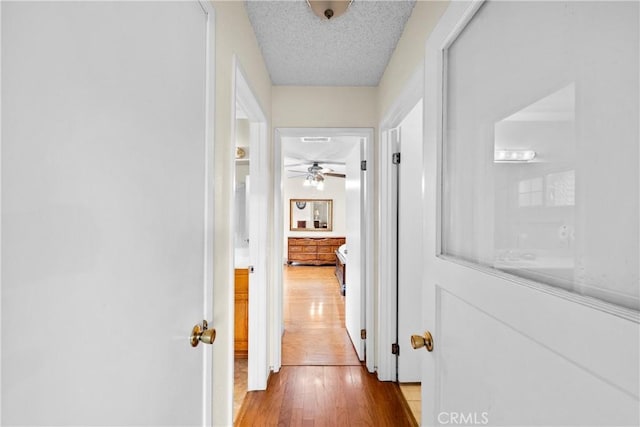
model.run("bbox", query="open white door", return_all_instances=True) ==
[345,142,364,360]
[1,2,215,425]
[396,100,424,382]
[421,1,639,426]
[234,62,269,391]
[379,70,425,381]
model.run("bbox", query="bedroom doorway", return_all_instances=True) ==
[272,128,374,373]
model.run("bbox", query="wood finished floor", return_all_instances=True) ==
[235,266,417,426]
[282,266,360,366]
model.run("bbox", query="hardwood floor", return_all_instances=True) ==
[282,266,360,366]
[399,383,421,424]
[235,265,417,426]
[234,359,248,421]
[236,365,416,426]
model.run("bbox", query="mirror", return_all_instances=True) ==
[290,199,333,231]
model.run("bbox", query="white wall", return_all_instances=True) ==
[377,1,449,117]
[210,2,272,424]
[273,86,377,128]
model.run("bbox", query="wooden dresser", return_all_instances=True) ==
[287,237,345,266]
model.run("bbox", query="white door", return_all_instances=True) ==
[421,1,639,426]
[234,63,270,390]
[345,142,364,360]
[1,2,215,425]
[396,100,424,382]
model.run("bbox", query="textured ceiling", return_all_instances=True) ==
[282,136,360,175]
[245,0,416,86]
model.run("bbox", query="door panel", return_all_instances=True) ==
[1,2,213,425]
[422,1,639,425]
[397,100,424,382]
[436,284,638,426]
[345,143,364,359]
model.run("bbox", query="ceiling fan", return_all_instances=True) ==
[285,160,346,190]
[286,161,346,179]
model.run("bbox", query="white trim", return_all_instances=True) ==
[198,1,215,425]
[271,128,284,372]
[0,2,4,422]
[230,57,270,392]
[272,127,375,373]
[379,65,425,130]
[362,132,375,373]
[377,64,424,381]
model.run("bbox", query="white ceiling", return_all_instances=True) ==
[245,0,416,86]
[282,136,360,174]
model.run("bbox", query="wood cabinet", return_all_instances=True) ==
[287,237,345,266]
[234,268,248,359]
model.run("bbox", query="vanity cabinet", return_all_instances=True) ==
[287,237,345,266]
[234,268,248,359]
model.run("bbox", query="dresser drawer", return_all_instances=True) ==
[290,253,317,262]
[317,245,335,253]
[318,253,336,262]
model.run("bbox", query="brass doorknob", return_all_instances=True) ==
[190,320,216,347]
[411,331,434,352]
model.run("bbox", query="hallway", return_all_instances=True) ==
[282,266,360,366]
[234,266,416,426]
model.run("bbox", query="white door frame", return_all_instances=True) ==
[377,65,424,381]
[230,57,269,391]
[271,127,375,373]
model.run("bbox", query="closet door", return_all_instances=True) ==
[420,1,639,425]
[1,2,215,425]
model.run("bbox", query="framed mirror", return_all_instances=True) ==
[290,199,333,231]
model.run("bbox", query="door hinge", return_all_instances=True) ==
[360,160,367,171]
[392,152,401,164]
[392,343,400,355]
[360,329,367,340]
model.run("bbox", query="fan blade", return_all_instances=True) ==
[284,162,311,168]
[324,172,346,178]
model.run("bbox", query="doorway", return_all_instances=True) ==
[231,58,269,406]
[379,66,425,421]
[379,65,425,382]
[271,128,375,373]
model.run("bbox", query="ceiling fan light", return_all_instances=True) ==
[317,181,325,191]
[494,149,536,163]
[307,0,353,20]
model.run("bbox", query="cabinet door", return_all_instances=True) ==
[234,269,249,358]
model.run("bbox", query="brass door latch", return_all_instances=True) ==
[411,331,434,352]
[190,320,216,347]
